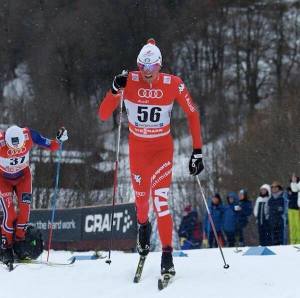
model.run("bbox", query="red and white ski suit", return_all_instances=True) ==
[98,71,202,248]
[0,128,59,247]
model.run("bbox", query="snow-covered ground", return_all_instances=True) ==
[1,245,299,298]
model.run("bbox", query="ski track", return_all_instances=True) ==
[1,246,299,298]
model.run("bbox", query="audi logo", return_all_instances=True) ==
[7,146,26,156]
[138,88,163,99]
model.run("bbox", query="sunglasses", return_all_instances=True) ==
[138,63,161,72]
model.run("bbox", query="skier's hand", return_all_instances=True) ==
[189,149,204,175]
[111,70,128,94]
[56,127,68,142]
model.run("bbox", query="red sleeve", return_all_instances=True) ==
[49,140,60,151]
[174,77,203,149]
[98,90,121,121]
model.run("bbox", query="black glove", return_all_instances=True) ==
[56,127,68,142]
[111,70,128,94]
[189,148,204,176]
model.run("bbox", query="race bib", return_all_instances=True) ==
[124,100,173,138]
[0,152,30,173]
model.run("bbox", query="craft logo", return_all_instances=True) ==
[84,209,133,233]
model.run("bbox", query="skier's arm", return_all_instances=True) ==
[30,129,60,151]
[175,78,202,149]
[98,70,128,121]
[98,91,121,121]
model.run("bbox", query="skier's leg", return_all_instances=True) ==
[150,147,175,275]
[14,169,33,259]
[151,154,173,249]
[15,168,32,241]
[0,178,16,264]
[129,138,152,256]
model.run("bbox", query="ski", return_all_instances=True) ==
[158,274,174,290]
[71,252,106,261]
[16,257,76,266]
[293,245,300,251]
[133,256,146,283]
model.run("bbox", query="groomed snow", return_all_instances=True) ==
[1,245,299,298]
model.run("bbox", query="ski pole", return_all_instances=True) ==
[106,91,124,265]
[46,142,63,262]
[196,176,230,269]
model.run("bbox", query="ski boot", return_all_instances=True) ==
[1,246,14,270]
[161,246,176,276]
[137,221,152,256]
[14,239,30,260]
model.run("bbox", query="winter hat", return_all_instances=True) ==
[239,189,247,196]
[137,38,162,66]
[184,205,192,213]
[260,184,271,196]
[227,192,238,203]
[271,181,283,190]
[5,125,25,149]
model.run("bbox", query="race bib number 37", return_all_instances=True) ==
[0,153,29,173]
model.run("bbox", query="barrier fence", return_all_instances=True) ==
[28,203,137,251]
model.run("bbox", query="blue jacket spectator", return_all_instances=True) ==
[178,205,202,249]
[204,193,225,248]
[235,189,253,246]
[223,192,239,247]
[268,181,288,245]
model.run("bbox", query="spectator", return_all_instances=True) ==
[178,205,202,250]
[235,189,252,246]
[203,193,224,248]
[288,174,300,244]
[253,184,271,246]
[291,174,300,202]
[223,192,239,247]
[268,181,288,245]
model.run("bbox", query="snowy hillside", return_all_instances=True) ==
[1,246,299,298]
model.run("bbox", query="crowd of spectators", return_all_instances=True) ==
[178,175,300,249]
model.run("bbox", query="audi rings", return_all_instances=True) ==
[138,88,163,99]
[7,146,26,156]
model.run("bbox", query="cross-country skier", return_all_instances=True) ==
[98,39,204,276]
[0,125,68,266]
